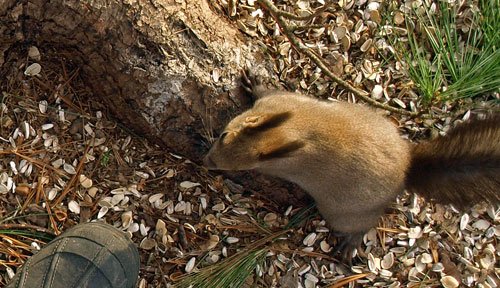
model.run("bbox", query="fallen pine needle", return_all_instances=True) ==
[326,273,372,288]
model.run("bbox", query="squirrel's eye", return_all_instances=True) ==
[219,132,228,142]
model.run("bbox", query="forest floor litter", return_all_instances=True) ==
[0,0,499,287]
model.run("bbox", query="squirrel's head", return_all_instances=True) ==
[203,110,305,171]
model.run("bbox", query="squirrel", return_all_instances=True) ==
[203,76,500,260]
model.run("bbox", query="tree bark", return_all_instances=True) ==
[0,0,266,160]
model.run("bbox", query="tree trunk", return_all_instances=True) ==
[0,0,266,160]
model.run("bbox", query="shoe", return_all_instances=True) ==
[6,222,140,288]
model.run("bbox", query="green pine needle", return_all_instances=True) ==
[0,230,54,241]
[174,248,267,288]
[382,0,500,102]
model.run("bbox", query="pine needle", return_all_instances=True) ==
[382,0,499,102]
[174,230,287,288]
[326,273,371,288]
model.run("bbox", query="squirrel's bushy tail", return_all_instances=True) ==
[406,114,500,209]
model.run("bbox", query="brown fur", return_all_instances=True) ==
[203,86,500,259]
[406,114,500,208]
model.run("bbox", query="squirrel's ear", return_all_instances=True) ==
[241,112,291,133]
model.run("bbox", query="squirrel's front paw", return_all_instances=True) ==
[331,231,364,265]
